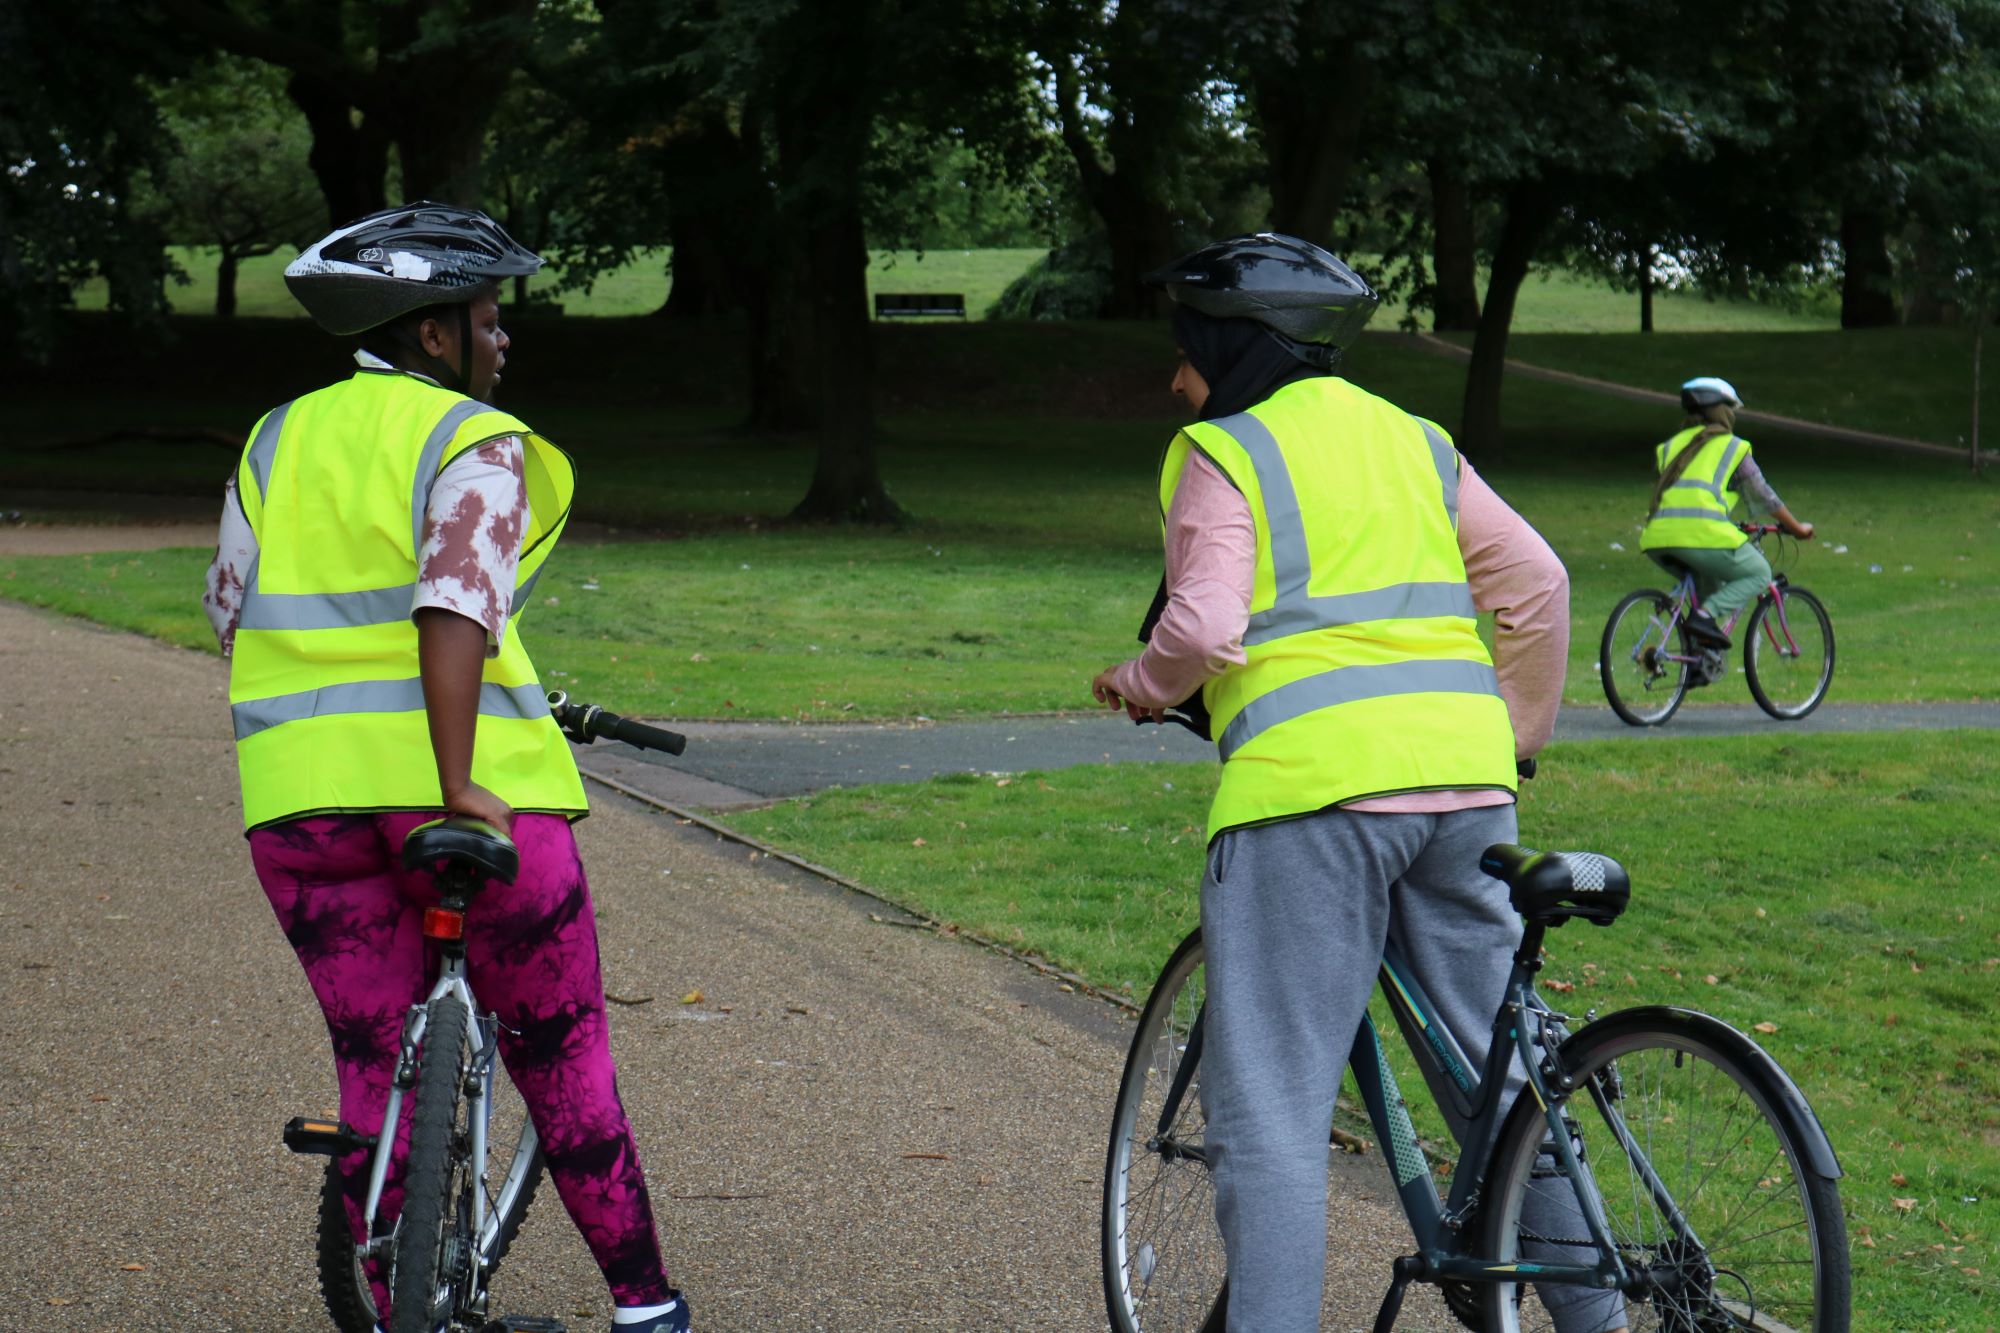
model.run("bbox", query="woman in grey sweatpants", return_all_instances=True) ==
[1092,233,1627,1331]
[1200,806,1626,1332]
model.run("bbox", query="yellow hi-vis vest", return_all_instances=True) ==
[1639,426,1752,552]
[1162,377,1517,842]
[228,368,586,831]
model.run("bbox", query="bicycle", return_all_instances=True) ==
[1599,524,1835,727]
[1101,841,1850,1332]
[283,693,686,1333]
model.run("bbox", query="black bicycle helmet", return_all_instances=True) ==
[1143,233,1380,371]
[284,201,543,337]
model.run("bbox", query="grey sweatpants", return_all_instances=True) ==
[1198,804,1626,1332]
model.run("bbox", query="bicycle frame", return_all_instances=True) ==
[1348,932,1628,1293]
[357,955,541,1276]
[1639,532,1807,676]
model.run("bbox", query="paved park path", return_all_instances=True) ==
[0,598,1465,1333]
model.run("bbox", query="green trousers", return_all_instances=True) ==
[1648,542,1772,625]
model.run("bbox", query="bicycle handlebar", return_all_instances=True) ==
[546,691,688,756]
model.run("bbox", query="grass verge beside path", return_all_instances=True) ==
[719,730,2000,1330]
[1492,329,1997,452]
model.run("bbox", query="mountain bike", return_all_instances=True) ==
[1599,524,1834,726]
[1101,842,1850,1332]
[284,694,685,1333]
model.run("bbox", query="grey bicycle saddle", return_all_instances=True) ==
[1479,844,1630,926]
[402,816,520,886]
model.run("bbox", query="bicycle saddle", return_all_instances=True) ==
[1478,843,1630,926]
[402,816,521,886]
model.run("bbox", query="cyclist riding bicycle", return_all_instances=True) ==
[202,202,690,1333]
[1639,376,1815,650]
[1090,233,1624,1332]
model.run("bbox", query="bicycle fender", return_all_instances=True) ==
[1562,1005,1844,1181]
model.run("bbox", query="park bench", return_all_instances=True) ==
[873,292,967,319]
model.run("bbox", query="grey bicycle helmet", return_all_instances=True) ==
[284,202,543,337]
[1143,233,1380,371]
[1679,376,1743,413]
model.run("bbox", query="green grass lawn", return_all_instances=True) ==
[719,730,2000,1330]
[72,246,1050,323]
[79,245,1839,334]
[1496,328,1997,451]
[7,322,1992,716]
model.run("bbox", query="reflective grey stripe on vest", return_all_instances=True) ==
[232,678,549,742]
[1650,507,1732,521]
[411,400,500,555]
[1218,658,1502,762]
[1202,410,1473,648]
[1247,582,1478,643]
[1658,436,1741,506]
[237,582,419,631]
[244,401,292,507]
[1415,417,1460,525]
[510,562,545,615]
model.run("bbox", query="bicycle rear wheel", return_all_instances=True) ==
[313,1027,542,1332]
[1744,586,1834,720]
[1103,928,1227,1333]
[1601,591,1691,726]
[389,995,473,1333]
[1480,1007,1849,1332]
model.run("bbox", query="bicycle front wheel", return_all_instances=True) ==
[1744,586,1834,720]
[1480,1008,1849,1333]
[1103,928,1227,1333]
[1601,591,1691,726]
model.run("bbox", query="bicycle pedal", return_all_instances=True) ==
[282,1115,375,1157]
[480,1319,567,1333]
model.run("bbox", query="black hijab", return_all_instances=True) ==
[1131,310,1331,734]
[1173,305,1328,421]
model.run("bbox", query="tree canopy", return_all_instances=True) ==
[13,0,1998,493]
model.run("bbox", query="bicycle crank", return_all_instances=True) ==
[479,1318,567,1333]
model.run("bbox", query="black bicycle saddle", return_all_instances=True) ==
[402,816,521,886]
[1479,843,1630,926]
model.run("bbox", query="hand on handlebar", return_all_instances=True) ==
[1091,669,1164,723]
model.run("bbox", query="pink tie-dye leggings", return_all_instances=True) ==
[248,811,672,1315]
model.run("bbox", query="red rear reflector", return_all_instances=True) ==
[422,908,465,940]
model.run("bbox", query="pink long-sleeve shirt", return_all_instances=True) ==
[1105,448,1569,813]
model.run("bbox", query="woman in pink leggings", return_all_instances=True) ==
[206,204,688,1333]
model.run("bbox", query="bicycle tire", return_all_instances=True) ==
[1479,1007,1849,1333]
[313,1105,542,1333]
[1744,586,1834,720]
[313,1161,377,1333]
[390,994,472,1333]
[1600,590,1691,726]
[1103,928,1227,1333]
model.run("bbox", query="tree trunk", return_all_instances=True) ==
[1974,312,1985,475]
[787,200,902,521]
[1429,159,1480,332]
[1255,47,1372,250]
[286,73,389,227]
[1839,205,1900,329]
[1458,183,1558,461]
[216,249,239,317]
[657,114,755,321]
[1639,246,1655,333]
[768,0,900,521]
[1049,59,1174,320]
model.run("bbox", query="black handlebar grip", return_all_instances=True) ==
[601,711,688,756]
